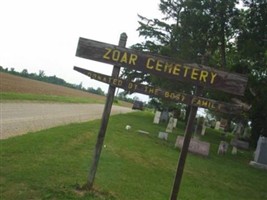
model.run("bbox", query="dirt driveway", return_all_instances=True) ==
[1,102,133,139]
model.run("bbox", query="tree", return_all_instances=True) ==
[122,0,266,147]
[236,1,267,147]
[122,0,241,118]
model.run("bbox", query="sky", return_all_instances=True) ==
[1,0,164,102]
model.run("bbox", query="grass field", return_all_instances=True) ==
[0,72,132,107]
[1,112,266,200]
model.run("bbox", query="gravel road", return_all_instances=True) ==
[1,102,133,139]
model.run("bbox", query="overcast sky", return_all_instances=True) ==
[1,0,165,101]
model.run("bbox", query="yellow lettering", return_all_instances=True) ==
[191,68,199,80]
[103,48,112,60]
[120,52,128,63]
[199,70,209,82]
[173,64,181,75]
[164,62,174,74]
[183,66,190,77]
[191,97,198,105]
[155,60,164,71]
[201,100,208,107]
[128,83,133,89]
[146,58,154,69]
[112,50,120,61]
[154,88,160,95]
[112,79,118,85]
[120,80,123,86]
[165,91,170,98]
[102,77,107,83]
[149,88,155,94]
[129,54,138,65]
[210,72,217,84]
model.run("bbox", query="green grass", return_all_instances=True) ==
[0,92,104,104]
[1,112,266,200]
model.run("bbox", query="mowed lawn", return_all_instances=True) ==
[0,112,266,200]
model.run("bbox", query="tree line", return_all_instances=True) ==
[0,66,106,96]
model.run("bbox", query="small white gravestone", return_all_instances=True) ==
[166,117,174,133]
[175,136,210,157]
[158,132,168,140]
[231,146,237,155]
[215,121,221,130]
[125,125,131,130]
[153,111,161,124]
[173,118,178,128]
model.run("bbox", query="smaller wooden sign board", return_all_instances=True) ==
[74,66,243,114]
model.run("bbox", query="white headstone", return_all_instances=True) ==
[173,118,178,128]
[215,121,221,130]
[158,132,168,140]
[166,117,174,133]
[153,111,161,124]
[231,146,237,155]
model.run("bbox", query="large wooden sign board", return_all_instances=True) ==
[76,37,248,96]
[74,34,248,200]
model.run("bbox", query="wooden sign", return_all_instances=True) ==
[74,66,243,114]
[76,37,248,96]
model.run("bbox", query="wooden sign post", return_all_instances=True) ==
[83,33,127,190]
[74,34,248,198]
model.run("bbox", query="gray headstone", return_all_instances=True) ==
[158,132,168,140]
[230,139,249,150]
[160,110,169,122]
[175,136,210,157]
[254,136,267,165]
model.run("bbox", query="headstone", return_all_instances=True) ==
[153,111,161,124]
[201,125,206,136]
[173,118,178,128]
[254,136,267,165]
[195,117,204,135]
[125,125,131,130]
[215,121,221,130]
[166,117,175,133]
[160,110,169,122]
[158,132,168,140]
[175,136,210,157]
[220,118,228,130]
[217,141,229,154]
[230,139,249,150]
[137,130,149,135]
[180,111,186,120]
[231,146,237,155]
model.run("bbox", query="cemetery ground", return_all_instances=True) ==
[1,112,266,200]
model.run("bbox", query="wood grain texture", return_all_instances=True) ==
[74,66,243,114]
[76,37,248,96]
